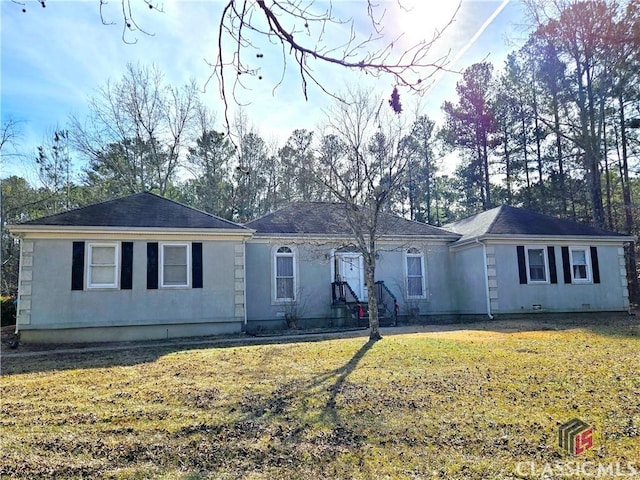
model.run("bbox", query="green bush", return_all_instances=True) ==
[1,296,17,327]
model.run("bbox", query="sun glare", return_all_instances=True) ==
[390,1,461,48]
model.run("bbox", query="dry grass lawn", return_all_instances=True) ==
[1,318,639,479]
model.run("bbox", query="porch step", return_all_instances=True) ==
[331,302,396,327]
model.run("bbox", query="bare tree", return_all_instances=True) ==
[182,105,236,219]
[0,119,24,173]
[231,110,271,221]
[72,63,199,196]
[35,129,74,213]
[312,88,411,341]
[0,119,20,154]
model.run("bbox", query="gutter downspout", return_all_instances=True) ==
[13,234,25,337]
[242,237,248,325]
[625,241,635,316]
[476,238,494,320]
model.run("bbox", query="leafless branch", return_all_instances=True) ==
[208,0,460,132]
[19,0,459,136]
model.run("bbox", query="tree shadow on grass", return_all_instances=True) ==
[0,330,376,376]
[167,337,378,475]
[4,312,637,376]
[231,337,377,424]
[320,338,377,425]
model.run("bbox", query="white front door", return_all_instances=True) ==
[337,253,365,299]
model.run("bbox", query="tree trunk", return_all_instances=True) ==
[552,91,567,215]
[584,64,605,227]
[365,259,381,341]
[503,123,512,203]
[482,135,491,210]
[532,74,544,191]
[618,93,639,303]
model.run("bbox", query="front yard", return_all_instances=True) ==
[1,318,639,479]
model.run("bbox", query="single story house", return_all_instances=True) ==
[8,193,633,342]
[444,206,632,317]
[8,193,252,342]
[243,202,460,331]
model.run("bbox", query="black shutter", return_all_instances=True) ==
[147,242,158,289]
[547,246,558,284]
[590,246,600,284]
[71,241,85,291]
[192,242,203,288]
[561,246,571,284]
[121,242,134,290]
[517,245,527,284]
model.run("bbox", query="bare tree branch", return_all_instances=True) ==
[17,0,459,143]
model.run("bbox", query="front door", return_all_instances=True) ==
[336,253,365,300]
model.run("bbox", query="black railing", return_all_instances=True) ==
[332,280,398,325]
[331,281,360,305]
[375,280,399,325]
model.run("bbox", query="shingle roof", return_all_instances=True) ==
[445,205,628,241]
[246,202,457,237]
[18,192,248,230]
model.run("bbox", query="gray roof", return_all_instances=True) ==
[446,205,628,242]
[18,192,248,230]
[246,202,456,237]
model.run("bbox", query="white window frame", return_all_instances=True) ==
[273,245,296,303]
[160,243,190,288]
[525,245,549,284]
[87,242,119,289]
[569,246,592,283]
[405,248,426,299]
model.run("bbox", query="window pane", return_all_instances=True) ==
[276,256,293,277]
[92,266,115,284]
[571,249,588,280]
[528,249,544,266]
[407,256,422,276]
[528,249,546,281]
[92,246,115,265]
[572,250,586,265]
[164,265,187,285]
[529,266,545,281]
[164,246,187,265]
[277,278,294,299]
[408,277,423,297]
[573,265,587,279]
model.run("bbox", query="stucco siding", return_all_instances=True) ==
[22,238,243,332]
[245,240,458,324]
[19,321,241,343]
[451,244,488,314]
[245,242,334,322]
[375,242,456,315]
[492,243,629,313]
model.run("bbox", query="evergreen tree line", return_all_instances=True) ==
[2,0,640,298]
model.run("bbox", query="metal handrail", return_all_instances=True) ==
[375,280,399,325]
[331,281,360,304]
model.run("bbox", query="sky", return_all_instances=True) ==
[0,0,534,182]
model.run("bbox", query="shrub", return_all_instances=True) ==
[1,296,17,327]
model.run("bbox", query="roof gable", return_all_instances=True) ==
[446,205,628,241]
[246,202,457,237]
[18,192,248,230]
